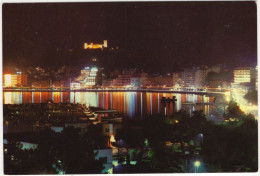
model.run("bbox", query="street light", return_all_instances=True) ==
[194,160,200,173]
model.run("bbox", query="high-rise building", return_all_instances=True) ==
[182,67,208,88]
[17,72,28,86]
[233,67,255,84]
[77,67,100,86]
[195,69,208,88]
[173,72,183,87]
[182,69,196,87]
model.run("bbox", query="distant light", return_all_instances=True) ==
[175,120,179,123]
[58,171,64,175]
[91,67,98,72]
[107,168,113,174]
[130,161,137,165]
[144,139,149,146]
[194,160,200,167]
[112,160,118,167]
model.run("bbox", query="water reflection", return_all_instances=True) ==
[3,91,215,118]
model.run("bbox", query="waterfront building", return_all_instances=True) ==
[70,82,81,90]
[173,72,183,87]
[195,68,208,88]
[3,72,28,87]
[17,72,28,86]
[112,69,135,87]
[112,74,132,86]
[77,67,100,86]
[102,79,113,87]
[182,68,196,88]
[130,77,141,87]
[231,67,256,92]
[182,66,208,88]
[233,67,255,84]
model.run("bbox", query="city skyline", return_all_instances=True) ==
[2,2,258,174]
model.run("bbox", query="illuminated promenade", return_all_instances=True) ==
[3,87,228,95]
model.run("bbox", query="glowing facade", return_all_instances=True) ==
[233,68,255,84]
[4,73,28,87]
[76,67,99,86]
[4,74,13,87]
[4,74,19,87]
[84,40,108,49]
[70,82,81,90]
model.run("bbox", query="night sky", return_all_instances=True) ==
[3,2,257,72]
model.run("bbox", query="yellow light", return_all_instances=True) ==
[4,92,12,104]
[4,74,12,87]
[194,160,200,167]
[107,168,113,174]
[175,120,179,123]
[110,134,116,143]
[224,91,230,96]
[112,161,119,167]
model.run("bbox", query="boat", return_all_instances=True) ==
[80,115,97,121]
[88,106,117,113]
[102,116,122,122]
[95,109,117,113]
[84,110,94,117]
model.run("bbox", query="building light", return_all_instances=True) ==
[110,134,116,143]
[130,161,137,165]
[91,67,98,72]
[4,74,12,87]
[84,40,108,49]
[70,82,81,90]
[112,160,118,167]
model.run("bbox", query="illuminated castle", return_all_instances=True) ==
[84,40,108,49]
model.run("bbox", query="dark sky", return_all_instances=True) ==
[2,1,257,71]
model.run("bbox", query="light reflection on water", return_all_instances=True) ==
[3,92,214,118]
